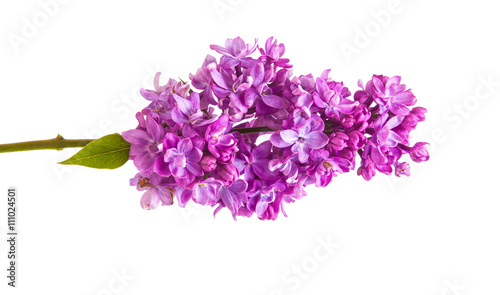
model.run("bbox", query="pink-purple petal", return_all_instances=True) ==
[303,131,329,149]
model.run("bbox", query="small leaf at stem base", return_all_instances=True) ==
[59,133,130,169]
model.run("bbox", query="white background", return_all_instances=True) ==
[1,0,499,294]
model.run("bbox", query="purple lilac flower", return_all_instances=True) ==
[247,181,286,220]
[394,162,411,177]
[409,142,430,163]
[210,37,257,69]
[205,114,238,159]
[371,75,416,116]
[216,179,248,220]
[180,177,222,206]
[130,173,175,210]
[189,55,218,108]
[154,134,204,187]
[258,36,292,68]
[200,155,217,172]
[123,36,429,219]
[271,120,329,163]
[122,115,165,174]
[307,149,350,187]
[313,77,357,119]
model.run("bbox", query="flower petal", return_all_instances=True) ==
[173,94,194,116]
[252,140,272,159]
[177,138,193,155]
[250,62,265,86]
[140,88,159,102]
[141,189,160,210]
[186,147,202,162]
[171,108,189,124]
[187,162,204,177]
[303,131,329,149]
[252,159,279,180]
[230,179,248,194]
[271,132,293,148]
[280,130,299,143]
[153,158,171,176]
[122,129,151,146]
[262,94,285,109]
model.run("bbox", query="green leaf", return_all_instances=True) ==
[59,133,131,169]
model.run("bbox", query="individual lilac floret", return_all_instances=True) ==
[247,181,286,220]
[216,179,248,220]
[130,173,175,210]
[372,113,404,149]
[271,120,329,163]
[154,134,204,187]
[122,115,165,174]
[371,75,416,116]
[200,155,217,172]
[205,115,238,159]
[189,55,218,108]
[409,142,430,163]
[307,149,351,187]
[210,37,257,69]
[313,77,357,119]
[394,162,410,177]
[258,37,292,68]
[180,177,223,206]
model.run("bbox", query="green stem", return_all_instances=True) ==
[0,125,342,154]
[229,126,275,135]
[0,135,94,154]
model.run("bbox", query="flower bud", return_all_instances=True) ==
[347,131,367,150]
[200,155,217,172]
[410,107,427,122]
[392,127,409,145]
[341,115,355,128]
[217,164,239,185]
[338,148,355,163]
[357,160,375,181]
[401,114,418,130]
[327,132,349,151]
[218,149,235,164]
[394,162,411,177]
[410,142,429,163]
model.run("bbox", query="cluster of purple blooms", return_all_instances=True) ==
[123,37,429,220]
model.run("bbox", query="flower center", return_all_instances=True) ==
[138,177,152,188]
[174,155,187,168]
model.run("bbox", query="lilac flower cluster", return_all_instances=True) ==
[123,37,429,220]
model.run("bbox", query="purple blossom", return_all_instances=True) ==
[210,37,257,69]
[372,75,416,116]
[271,120,329,163]
[205,114,238,159]
[216,163,239,186]
[394,162,411,177]
[216,179,248,220]
[409,142,430,163]
[123,36,429,220]
[308,149,350,187]
[258,37,292,68]
[247,181,286,220]
[122,115,165,174]
[189,55,218,108]
[180,177,222,206]
[200,155,217,172]
[154,135,204,187]
[130,173,175,210]
[313,77,357,119]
